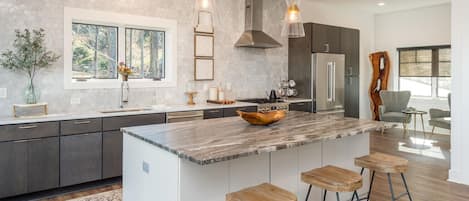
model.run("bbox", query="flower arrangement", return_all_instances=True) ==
[0,29,60,104]
[118,62,132,81]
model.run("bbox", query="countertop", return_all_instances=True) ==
[0,98,313,126]
[122,111,379,165]
[0,102,258,126]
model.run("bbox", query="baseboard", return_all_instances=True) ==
[448,169,469,186]
[3,177,121,201]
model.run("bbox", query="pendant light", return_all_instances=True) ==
[282,0,305,38]
[193,0,218,33]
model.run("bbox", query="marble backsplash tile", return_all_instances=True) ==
[0,0,287,117]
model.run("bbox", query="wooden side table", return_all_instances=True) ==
[402,110,428,140]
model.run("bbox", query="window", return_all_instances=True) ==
[125,28,165,80]
[64,7,178,89]
[398,45,451,98]
[72,23,118,80]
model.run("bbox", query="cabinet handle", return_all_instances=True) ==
[13,138,41,143]
[208,110,220,113]
[296,103,305,106]
[74,120,92,125]
[18,125,38,129]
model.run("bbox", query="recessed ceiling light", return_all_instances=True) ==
[377,2,386,6]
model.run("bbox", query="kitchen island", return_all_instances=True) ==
[122,111,379,201]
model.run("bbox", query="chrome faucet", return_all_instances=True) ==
[120,81,130,108]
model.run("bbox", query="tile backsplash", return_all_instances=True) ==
[0,0,287,117]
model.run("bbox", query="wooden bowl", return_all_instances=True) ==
[237,110,286,126]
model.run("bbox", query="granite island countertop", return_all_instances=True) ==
[122,111,380,165]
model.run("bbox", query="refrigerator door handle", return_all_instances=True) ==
[327,62,333,102]
[332,61,337,102]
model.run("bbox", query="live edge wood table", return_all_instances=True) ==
[121,111,379,201]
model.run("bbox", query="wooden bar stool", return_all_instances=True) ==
[226,183,297,201]
[301,165,362,201]
[355,152,413,201]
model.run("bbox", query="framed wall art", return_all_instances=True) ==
[194,34,214,57]
[194,58,214,81]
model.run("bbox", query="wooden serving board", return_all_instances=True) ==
[206,100,236,105]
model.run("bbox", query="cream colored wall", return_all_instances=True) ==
[375,4,451,134]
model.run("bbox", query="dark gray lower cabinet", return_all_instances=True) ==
[103,131,123,179]
[289,102,312,112]
[28,137,59,192]
[0,141,28,198]
[344,76,360,118]
[223,106,257,117]
[0,137,59,199]
[60,133,102,187]
[203,109,223,119]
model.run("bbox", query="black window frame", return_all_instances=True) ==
[71,22,120,80]
[124,27,166,80]
[398,45,451,78]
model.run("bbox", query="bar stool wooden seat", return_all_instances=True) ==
[226,183,297,201]
[301,165,362,201]
[355,152,413,201]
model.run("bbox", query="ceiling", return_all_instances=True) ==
[307,0,451,13]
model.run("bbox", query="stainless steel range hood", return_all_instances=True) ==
[235,0,282,48]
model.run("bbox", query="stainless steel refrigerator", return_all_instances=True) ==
[312,53,345,112]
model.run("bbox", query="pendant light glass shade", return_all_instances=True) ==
[282,0,305,38]
[193,0,218,33]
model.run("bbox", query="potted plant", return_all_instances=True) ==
[0,29,60,104]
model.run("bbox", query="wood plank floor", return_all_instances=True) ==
[43,128,469,201]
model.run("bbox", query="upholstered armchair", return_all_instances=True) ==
[429,93,451,134]
[378,91,412,135]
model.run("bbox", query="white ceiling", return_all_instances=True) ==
[307,0,451,13]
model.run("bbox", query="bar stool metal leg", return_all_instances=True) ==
[352,190,359,201]
[401,173,413,201]
[366,171,376,201]
[305,184,312,201]
[387,173,396,201]
[336,192,340,201]
[323,190,327,201]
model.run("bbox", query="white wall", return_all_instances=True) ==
[301,1,376,119]
[450,0,469,186]
[375,4,451,134]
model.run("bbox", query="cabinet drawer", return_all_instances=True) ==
[0,122,59,142]
[203,109,223,119]
[102,113,166,131]
[61,118,102,136]
[289,102,312,112]
[223,106,258,117]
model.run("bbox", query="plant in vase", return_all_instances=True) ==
[0,29,60,104]
[118,62,133,108]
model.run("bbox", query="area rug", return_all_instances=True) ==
[67,189,122,201]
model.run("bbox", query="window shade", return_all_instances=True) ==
[398,46,451,77]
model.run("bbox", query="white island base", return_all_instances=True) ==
[123,133,370,201]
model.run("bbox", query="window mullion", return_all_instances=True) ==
[117,26,126,80]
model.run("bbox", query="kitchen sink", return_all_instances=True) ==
[99,108,152,114]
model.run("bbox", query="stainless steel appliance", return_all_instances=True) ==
[166,111,204,123]
[234,0,282,48]
[312,53,345,112]
[237,99,289,112]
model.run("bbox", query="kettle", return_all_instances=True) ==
[269,90,278,100]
